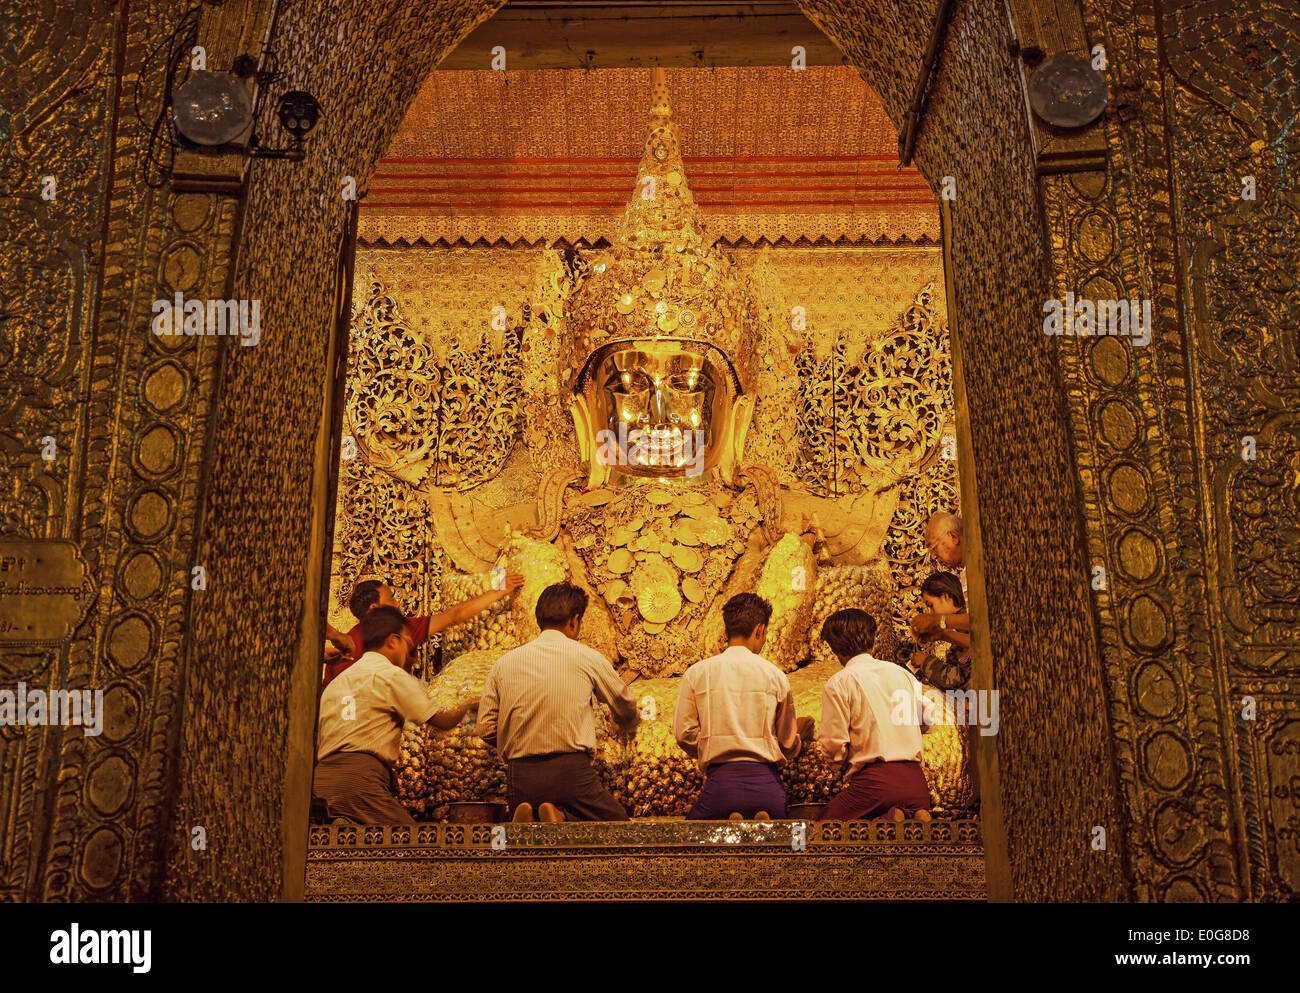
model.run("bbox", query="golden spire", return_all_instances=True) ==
[615,67,711,256]
[558,69,764,394]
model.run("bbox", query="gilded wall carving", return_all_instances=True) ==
[304,821,985,901]
[1164,0,1299,899]
[1031,0,1300,904]
[346,275,523,489]
[1,1,238,902]
[164,0,505,902]
[2,0,1293,902]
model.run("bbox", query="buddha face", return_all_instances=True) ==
[571,339,752,486]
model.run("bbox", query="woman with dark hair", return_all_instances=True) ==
[909,572,971,691]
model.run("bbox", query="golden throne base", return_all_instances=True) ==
[305,820,985,901]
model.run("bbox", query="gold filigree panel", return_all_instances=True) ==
[347,280,523,490]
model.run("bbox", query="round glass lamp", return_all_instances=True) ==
[171,71,253,146]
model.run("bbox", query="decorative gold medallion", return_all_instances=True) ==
[671,545,703,572]
[672,519,701,546]
[637,584,682,624]
[605,580,634,608]
[579,489,613,507]
[646,488,674,505]
[607,548,634,574]
[682,576,705,602]
[696,519,730,546]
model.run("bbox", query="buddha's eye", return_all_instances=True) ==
[666,371,704,393]
[608,369,651,392]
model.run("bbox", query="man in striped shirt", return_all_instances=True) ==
[474,582,639,822]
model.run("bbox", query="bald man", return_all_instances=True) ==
[925,511,964,570]
[910,511,970,648]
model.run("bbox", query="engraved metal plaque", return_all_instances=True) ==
[0,539,93,644]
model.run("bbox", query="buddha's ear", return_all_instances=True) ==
[717,395,753,486]
[570,396,613,488]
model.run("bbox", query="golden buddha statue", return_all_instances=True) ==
[428,68,899,680]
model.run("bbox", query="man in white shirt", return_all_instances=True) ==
[816,608,935,821]
[475,582,639,822]
[674,593,811,820]
[315,606,475,824]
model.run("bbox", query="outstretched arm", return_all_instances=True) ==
[325,621,354,660]
[427,571,524,634]
[429,698,478,731]
[910,610,970,641]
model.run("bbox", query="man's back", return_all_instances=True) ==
[476,629,637,759]
[317,653,434,764]
[674,646,800,769]
[821,654,930,772]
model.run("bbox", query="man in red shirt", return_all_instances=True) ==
[323,572,523,687]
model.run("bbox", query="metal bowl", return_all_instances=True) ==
[447,801,508,824]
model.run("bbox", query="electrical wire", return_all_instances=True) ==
[134,4,203,188]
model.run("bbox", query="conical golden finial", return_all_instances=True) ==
[615,68,707,253]
[650,66,671,119]
[556,63,765,401]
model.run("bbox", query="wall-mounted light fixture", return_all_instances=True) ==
[169,60,322,161]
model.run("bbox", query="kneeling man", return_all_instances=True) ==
[475,582,639,822]
[816,608,934,821]
[674,593,810,820]
[315,606,475,824]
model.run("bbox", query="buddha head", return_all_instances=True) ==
[560,69,764,488]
